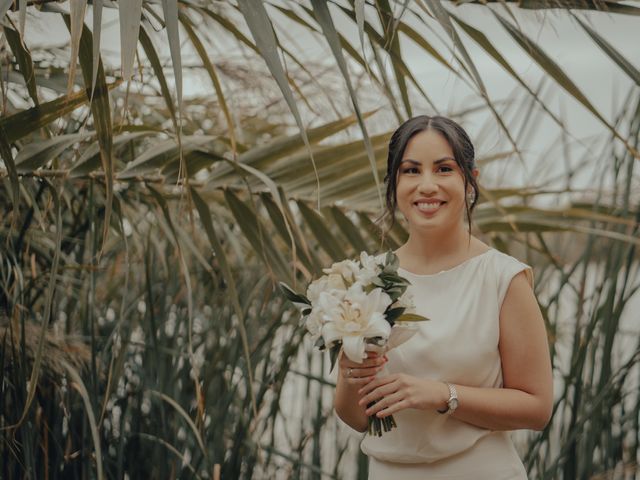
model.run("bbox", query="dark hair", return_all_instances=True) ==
[381,115,479,236]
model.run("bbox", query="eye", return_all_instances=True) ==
[437,165,455,173]
[401,166,420,174]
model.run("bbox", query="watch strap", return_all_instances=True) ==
[436,382,458,415]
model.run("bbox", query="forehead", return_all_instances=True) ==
[402,129,454,161]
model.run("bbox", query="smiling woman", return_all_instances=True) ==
[333,116,553,479]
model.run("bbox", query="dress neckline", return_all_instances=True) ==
[397,248,494,278]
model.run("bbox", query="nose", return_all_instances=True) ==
[417,172,438,194]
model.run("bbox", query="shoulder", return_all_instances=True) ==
[481,248,534,308]
[488,249,534,286]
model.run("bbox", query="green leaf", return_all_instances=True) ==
[4,25,39,106]
[279,282,310,305]
[297,201,345,262]
[572,14,640,86]
[236,0,321,205]
[67,0,88,96]
[329,206,369,253]
[63,13,114,253]
[190,187,259,420]
[224,188,292,283]
[375,0,412,117]
[0,80,121,144]
[139,23,177,130]
[396,313,429,322]
[311,0,383,208]
[149,390,209,465]
[329,342,342,373]
[260,192,320,275]
[62,360,105,480]
[90,0,103,101]
[14,132,92,173]
[119,0,143,80]
[161,0,182,113]
[0,126,19,210]
[179,11,237,152]
[448,12,568,131]
[0,1,13,18]
[493,11,631,152]
[119,136,220,178]
[385,306,406,324]
[71,131,152,177]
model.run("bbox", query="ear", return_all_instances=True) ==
[472,168,479,180]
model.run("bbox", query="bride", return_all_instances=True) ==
[334,115,553,479]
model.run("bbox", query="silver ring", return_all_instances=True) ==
[347,368,353,378]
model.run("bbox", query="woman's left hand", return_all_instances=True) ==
[357,373,449,417]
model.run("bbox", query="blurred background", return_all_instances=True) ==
[1,0,638,478]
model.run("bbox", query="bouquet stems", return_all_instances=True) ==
[367,400,397,436]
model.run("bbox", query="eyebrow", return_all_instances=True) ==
[400,156,455,165]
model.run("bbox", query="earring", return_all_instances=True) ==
[467,191,475,204]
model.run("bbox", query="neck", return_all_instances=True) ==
[401,222,472,262]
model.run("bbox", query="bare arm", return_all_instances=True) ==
[359,271,553,431]
[334,352,386,433]
[450,271,553,430]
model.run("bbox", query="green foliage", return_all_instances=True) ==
[1,1,639,479]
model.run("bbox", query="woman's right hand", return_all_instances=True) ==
[339,351,387,387]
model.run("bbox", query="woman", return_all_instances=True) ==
[334,116,553,479]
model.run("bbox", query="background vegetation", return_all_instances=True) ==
[1,0,638,478]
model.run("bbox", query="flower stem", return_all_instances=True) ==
[366,400,397,436]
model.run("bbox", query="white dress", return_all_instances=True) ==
[360,248,533,479]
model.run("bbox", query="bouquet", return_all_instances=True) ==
[281,251,428,436]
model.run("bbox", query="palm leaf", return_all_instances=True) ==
[572,13,640,86]
[310,0,383,208]
[119,0,143,81]
[67,0,87,97]
[4,24,38,106]
[236,0,320,205]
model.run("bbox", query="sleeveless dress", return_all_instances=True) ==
[360,248,533,479]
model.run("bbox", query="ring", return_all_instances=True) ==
[347,368,353,378]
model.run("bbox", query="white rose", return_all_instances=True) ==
[321,284,392,362]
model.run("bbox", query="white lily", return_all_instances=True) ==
[355,252,384,284]
[322,259,360,285]
[393,289,416,314]
[321,284,392,362]
[306,274,347,304]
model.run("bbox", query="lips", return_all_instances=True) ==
[414,199,446,213]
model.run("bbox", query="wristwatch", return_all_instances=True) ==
[437,382,458,415]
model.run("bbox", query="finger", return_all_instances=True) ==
[345,375,376,386]
[365,392,403,416]
[341,366,377,382]
[341,356,385,369]
[358,373,396,397]
[376,398,408,418]
[359,381,398,406]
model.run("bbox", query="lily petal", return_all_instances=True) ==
[342,335,366,363]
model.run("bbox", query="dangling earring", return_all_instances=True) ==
[467,190,475,205]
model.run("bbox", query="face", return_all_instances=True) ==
[395,129,475,233]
